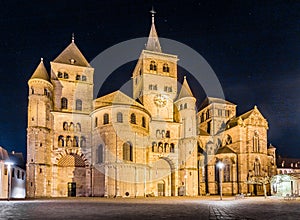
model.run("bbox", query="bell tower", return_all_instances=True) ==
[132,9,178,121]
[27,58,53,197]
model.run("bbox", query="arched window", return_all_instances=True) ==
[130,113,136,124]
[152,142,157,152]
[254,158,260,176]
[73,136,79,147]
[164,143,170,153]
[82,75,87,81]
[184,103,187,109]
[64,72,69,79]
[158,142,163,153]
[163,63,169,72]
[61,97,68,109]
[31,87,34,94]
[80,136,86,148]
[180,104,183,110]
[170,143,175,153]
[69,122,74,131]
[57,71,63,78]
[103,113,109,124]
[117,112,123,123]
[201,112,204,122]
[97,144,103,163]
[63,122,68,131]
[95,117,98,127]
[76,123,81,132]
[123,142,132,161]
[66,136,72,147]
[76,99,82,111]
[253,132,260,152]
[58,135,64,147]
[150,61,157,71]
[223,162,231,182]
[225,135,232,145]
[142,116,146,128]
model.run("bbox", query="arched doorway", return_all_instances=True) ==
[57,153,87,197]
[151,157,175,196]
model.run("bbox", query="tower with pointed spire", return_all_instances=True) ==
[27,58,53,197]
[132,9,178,121]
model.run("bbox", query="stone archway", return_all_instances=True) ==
[151,157,176,196]
[56,153,88,197]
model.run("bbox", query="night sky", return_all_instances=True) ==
[0,0,299,158]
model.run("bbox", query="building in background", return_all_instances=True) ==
[0,146,26,199]
[26,13,277,198]
[270,156,300,197]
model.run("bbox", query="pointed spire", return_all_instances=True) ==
[177,76,194,99]
[30,58,50,81]
[145,7,162,52]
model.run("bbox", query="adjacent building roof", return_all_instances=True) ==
[9,152,26,169]
[30,58,50,82]
[53,41,91,67]
[277,156,300,169]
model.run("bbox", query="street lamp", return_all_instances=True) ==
[4,161,14,201]
[217,161,224,200]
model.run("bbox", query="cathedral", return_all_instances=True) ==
[26,13,277,198]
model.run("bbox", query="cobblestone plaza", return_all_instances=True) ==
[0,197,299,219]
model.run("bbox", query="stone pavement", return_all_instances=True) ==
[0,196,299,219]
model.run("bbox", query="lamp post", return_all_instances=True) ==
[4,161,14,201]
[217,161,224,200]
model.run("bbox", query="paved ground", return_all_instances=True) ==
[0,196,299,220]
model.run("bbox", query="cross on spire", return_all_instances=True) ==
[150,7,156,24]
[72,33,75,43]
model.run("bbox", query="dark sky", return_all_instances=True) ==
[0,0,299,158]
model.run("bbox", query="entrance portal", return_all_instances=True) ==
[157,182,165,196]
[68,182,76,197]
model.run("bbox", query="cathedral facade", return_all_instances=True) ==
[26,15,277,198]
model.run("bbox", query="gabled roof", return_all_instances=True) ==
[226,105,267,129]
[94,90,145,109]
[30,58,50,82]
[145,13,162,53]
[53,41,90,67]
[216,146,235,154]
[177,76,194,100]
[199,97,235,110]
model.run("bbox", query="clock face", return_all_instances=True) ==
[154,94,167,107]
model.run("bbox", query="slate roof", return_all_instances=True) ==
[53,41,90,67]
[199,97,235,110]
[177,76,194,100]
[145,16,162,52]
[30,59,50,82]
[94,90,145,109]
